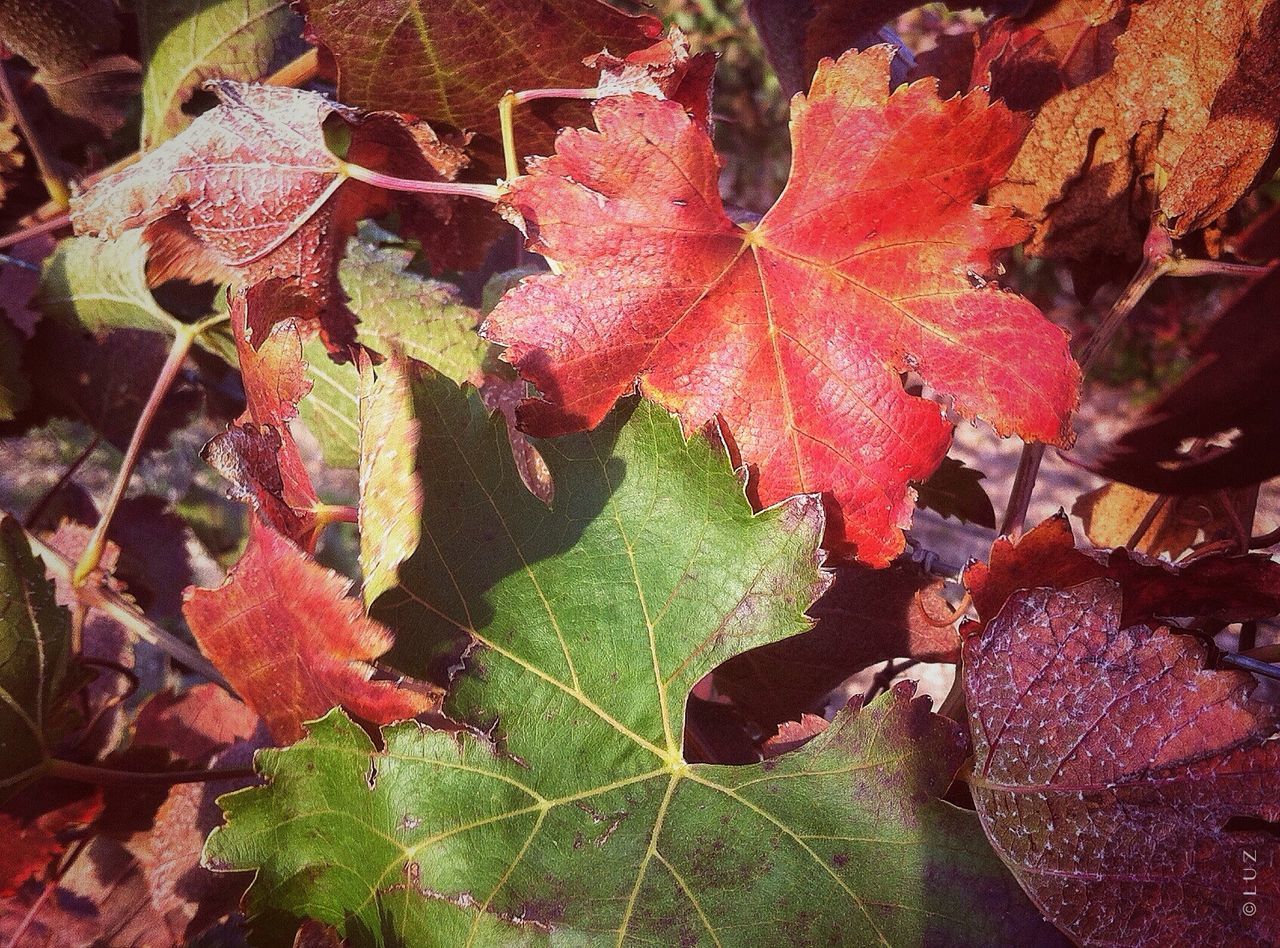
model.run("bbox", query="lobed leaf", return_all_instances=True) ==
[487,47,1079,565]
[205,383,1053,944]
[183,517,438,743]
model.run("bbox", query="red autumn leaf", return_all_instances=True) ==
[297,0,661,162]
[202,292,320,547]
[964,577,1280,945]
[964,513,1280,634]
[587,27,716,132]
[182,518,439,743]
[70,81,467,349]
[487,47,1079,564]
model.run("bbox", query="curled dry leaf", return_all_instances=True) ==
[991,0,1280,266]
[487,47,1079,565]
[965,578,1280,945]
[183,518,439,744]
[202,291,319,547]
[357,352,422,607]
[964,512,1280,635]
[70,81,467,349]
[587,27,716,131]
[0,0,140,135]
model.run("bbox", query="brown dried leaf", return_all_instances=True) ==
[993,0,1280,266]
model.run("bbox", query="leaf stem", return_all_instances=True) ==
[340,161,502,202]
[46,758,256,786]
[513,87,602,106]
[313,503,359,529]
[498,91,520,182]
[0,62,69,209]
[27,528,235,693]
[1167,258,1273,280]
[264,47,320,88]
[72,323,200,585]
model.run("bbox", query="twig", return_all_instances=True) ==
[1220,651,1280,682]
[998,443,1045,539]
[264,47,319,88]
[0,211,71,249]
[1125,492,1170,550]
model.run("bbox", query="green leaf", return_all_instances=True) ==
[342,234,488,387]
[289,233,491,470]
[0,318,29,421]
[206,383,1049,945]
[299,335,361,469]
[38,231,183,337]
[138,0,306,147]
[0,515,72,792]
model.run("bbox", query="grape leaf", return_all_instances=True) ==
[204,381,1054,945]
[297,0,661,162]
[992,0,1280,265]
[342,233,488,387]
[70,81,467,350]
[587,27,716,132]
[1090,268,1280,492]
[37,231,197,339]
[138,0,307,147]
[964,513,1280,634]
[487,47,1079,565]
[965,578,1280,945]
[183,518,439,743]
[913,0,1131,114]
[0,515,73,792]
[298,333,361,469]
